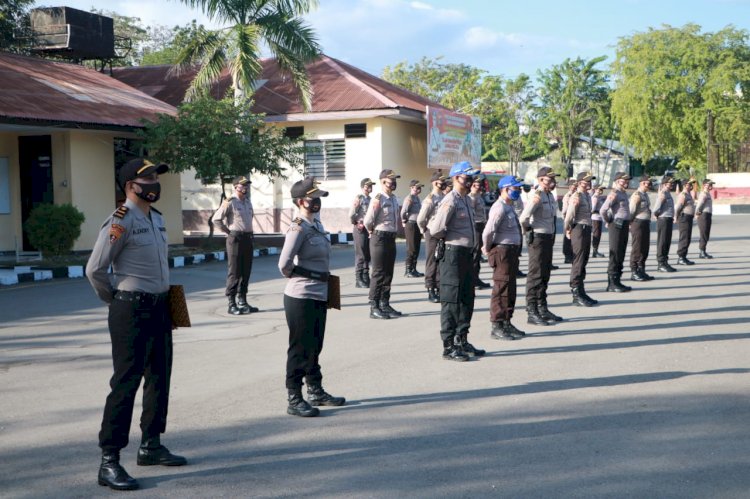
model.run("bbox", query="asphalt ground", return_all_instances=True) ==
[1,215,749,498]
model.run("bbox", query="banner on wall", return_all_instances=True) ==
[426,106,482,170]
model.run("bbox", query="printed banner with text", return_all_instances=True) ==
[426,106,482,170]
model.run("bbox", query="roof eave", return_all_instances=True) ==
[0,116,146,133]
[263,107,426,124]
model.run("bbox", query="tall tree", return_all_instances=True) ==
[0,0,33,53]
[142,21,205,66]
[175,0,321,109]
[537,56,610,178]
[611,24,750,176]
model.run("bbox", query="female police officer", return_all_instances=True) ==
[278,177,345,417]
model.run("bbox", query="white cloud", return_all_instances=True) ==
[410,1,433,10]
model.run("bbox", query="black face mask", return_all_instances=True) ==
[385,181,397,190]
[304,198,321,213]
[460,176,474,189]
[133,181,161,203]
[436,182,446,190]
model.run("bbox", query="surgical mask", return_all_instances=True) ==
[304,198,321,213]
[133,181,161,203]
[509,189,521,201]
[459,176,474,188]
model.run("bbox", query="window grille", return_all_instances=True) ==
[304,140,346,180]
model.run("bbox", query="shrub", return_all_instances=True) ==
[24,203,85,258]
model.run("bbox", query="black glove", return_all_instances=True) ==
[525,230,534,245]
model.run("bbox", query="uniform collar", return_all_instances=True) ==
[124,198,148,219]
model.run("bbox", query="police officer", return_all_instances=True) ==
[212,176,258,315]
[629,175,656,281]
[417,171,447,303]
[653,175,677,272]
[674,178,697,265]
[483,175,525,340]
[86,158,186,491]
[364,169,402,319]
[590,185,606,257]
[519,167,562,326]
[279,177,345,418]
[401,179,424,277]
[560,179,577,264]
[514,180,529,278]
[428,161,486,361]
[600,171,633,292]
[469,176,491,289]
[564,171,598,306]
[350,178,375,287]
[696,179,715,259]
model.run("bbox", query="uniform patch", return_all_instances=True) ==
[109,224,125,244]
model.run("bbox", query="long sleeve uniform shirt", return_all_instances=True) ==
[483,199,521,251]
[427,190,475,247]
[212,196,254,234]
[599,189,630,222]
[278,217,330,301]
[364,192,400,233]
[629,190,652,221]
[519,189,556,234]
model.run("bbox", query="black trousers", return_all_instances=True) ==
[352,225,370,272]
[489,244,519,322]
[473,222,485,283]
[225,232,254,296]
[439,245,475,341]
[284,295,327,390]
[592,219,603,250]
[423,230,440,288]
[656,217,674,264]
[562,231,573,261]
[404,221,422,270]
[100,294,172,451]
[608,220,630,276]
[698,213,712,251]
[526,233,554,305]
[569,224,592,288]
[629,219,651,270]
[677,214,694,258]
[369,231,396,302]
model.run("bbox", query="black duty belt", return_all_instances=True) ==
[114,290,168,305]
[373,230,396,238]
[445,244,472,253]
[229,231,254,237]
[292,266,330,282]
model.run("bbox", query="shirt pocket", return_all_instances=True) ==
[132,231,155,246]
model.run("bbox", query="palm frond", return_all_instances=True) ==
[275,0,319,16]
[229,23,264,97]
[267,42,314,111]
[171,27,225,75]
[257,13,321,60]
[186,47,228,102]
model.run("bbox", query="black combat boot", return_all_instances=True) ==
[287,388,319,417]
[380,300,402,318]
[227,296,241,315]
[137,436,187,466]
[355,270,367,288]
[98,450,139,490]
[410,268,424,277]
[639,267,655,280]
[607,274,631,292]
[237,294,259,314]
[457,332,485,357]
[504,320,526,338]
[579,283,598,305]
[362,270,371,287]
[427,287,439,303]
[307,384,346,407]
[527,303,553,326]
[699,250,713,259]
[475,278,492,290]
[369,300,389,320]
[630,268,646,281]
[657,261,677,272]
[442,337,469,362]
[490,321,515,340]
[677,256,695,265]
[404,265,412,277]
[571,286,590,307]
[538,299,563,322]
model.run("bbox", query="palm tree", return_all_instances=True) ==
[176,0,321,110]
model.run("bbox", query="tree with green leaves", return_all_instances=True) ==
[175,0,321,108]
[142,21,206,66]
[611,24,750,177]
[537,56,610,178]
[0,0,33,53]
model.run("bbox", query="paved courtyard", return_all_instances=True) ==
[1,215,749,498]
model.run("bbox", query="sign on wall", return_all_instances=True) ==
[0,157,10,214]
[426,106,482,170]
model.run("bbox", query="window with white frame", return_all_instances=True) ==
[304,139,346,180]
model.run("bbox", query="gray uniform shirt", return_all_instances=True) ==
[564,190,592,231]
[427,190,475,248]
[417,192,444,234]
[212,196,254,234]
[364,192,400,233]
[600,189,630,222]
[349,194,370,224]
[400,194,422,223]
[278,217,330,301]
[629,190,652,221]
[519,189,556,234]
[653,190,675,218]
[483,198,521,250]
[86,199,169,304]
[561,191,574,218]
[468,192,487,223]
[696,191,713,214]
[591,192,604,221]
[675,190,695,218]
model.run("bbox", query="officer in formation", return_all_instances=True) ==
[427,161,486,361]
[469,176,491,289]
[560,179,577,264]
[417,170,448,303]
[653,174,677,272]
[349,178,376,288]
[401,179,425,278]
[513,180,529,278]
[599,172,633,292]
[278,177,345,418]
[674,178,697,265]
[696,179,715,259]
[519,167,563,326]
[364,169,403,319]
[86,158,186,491]
[483,175,526,340]
[629,175,655,281]
[590,185,606,258]
[212,175,259,315]
[563,171,599,307]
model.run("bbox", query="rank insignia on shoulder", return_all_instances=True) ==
[374,193,383,200]
[292,217,303,225]
[109,224,125,244]
[113,206,129,219]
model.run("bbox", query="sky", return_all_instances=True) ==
[39,0,750,80]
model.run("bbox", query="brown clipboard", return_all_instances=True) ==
[327,274,341,310]
[168,284,191,327]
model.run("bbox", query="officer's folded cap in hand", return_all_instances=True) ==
[498,175,523,189]
[118,158,168,185]
[291,177,328,199]
[449,161,480,177]
[576,171,596,182]
[379,169,401,179]
[536,166,557,178]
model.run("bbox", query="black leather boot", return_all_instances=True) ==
[427,287,439,303]
[538,299,563,322]
[227,296,241,315]
[699,250,713,259]
[474,279,492,290]
[639,267,655,280]
[411,268,424,277]
[287,388,319,417]
[490,321,514,340]
[527,304,553,326]
[677,256,695,265]
[457,332,485,357]
[657,261,677,272]
[579,284,598,305]
[307,384,346,407]
[237,294,258,314]
[607,274,631,292]
[369,301,389,320]
[504,320,526,338]
[355,270,367,288]
[98,450,139,490]
[137,436,187,466]
[517,269,527,278]
[630,269,646,281]
[571,287,590,307]
[404,266,412,277]
[380,300,402,318]
[362,270,371,287]
[442,338,469,362]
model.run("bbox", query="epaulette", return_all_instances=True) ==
[374,193,383,200]
[292,217,303,225]
[113,205,129,220]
